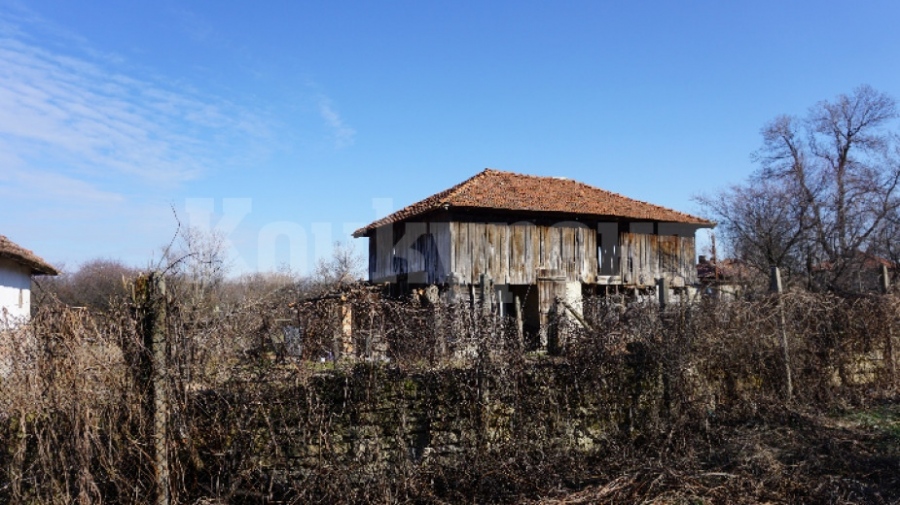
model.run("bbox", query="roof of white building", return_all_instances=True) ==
[0,235,59,276]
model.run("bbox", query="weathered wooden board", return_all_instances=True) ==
[578,227,597,283]
[537,272,567,335]
[430,222,452,284]
[509,223,525,284]
[499,224,510,284]
[474,222,487,279]
[445,221,600,285]
[549,226,562,272]
[369,225,396,282]
[619,233,696,286]
[399,222,427,274]
[486,223,500,280]
[369,222,456,283]
[523,226,541,284]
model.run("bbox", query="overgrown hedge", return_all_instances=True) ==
[1,291,898,503]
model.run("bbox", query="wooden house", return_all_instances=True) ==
[353,169,714,334]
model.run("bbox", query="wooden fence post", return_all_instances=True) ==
[136,272,170,505]
[770,267,793,401]
[152,274,170,505]
[881,264,896,386]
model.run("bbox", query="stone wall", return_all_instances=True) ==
[187,355,665,497]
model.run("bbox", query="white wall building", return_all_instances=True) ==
[0,235,58,327]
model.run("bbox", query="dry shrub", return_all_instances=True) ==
[1,303,149,504]
[2,285,899,504]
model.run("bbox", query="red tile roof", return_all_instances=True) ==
[697,258,749,282]
[353,168,713,237]
[0,235,59,275]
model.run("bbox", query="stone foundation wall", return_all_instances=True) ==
[189,357,664,489]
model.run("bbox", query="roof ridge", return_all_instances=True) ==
[437,168,494,204]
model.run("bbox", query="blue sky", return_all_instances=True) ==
[2,0,899,275]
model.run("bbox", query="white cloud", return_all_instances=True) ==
[0,3,356,272]
[0,16,271,187]
[0,162,124,204]
[318,96,356,149]
[0,3,283,271]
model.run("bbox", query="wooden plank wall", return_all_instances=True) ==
[369,226,393,282]
[368,222,452,284]
[450,222,597,285]
[618,233,696,286]
[370,222,697,288]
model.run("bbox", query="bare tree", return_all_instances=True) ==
[311,241,365,293]
[162,226,231,311]
[701,85,900,293]
[697,180,809,283]
[36,258,138,312]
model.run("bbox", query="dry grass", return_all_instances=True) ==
[531,403,900,504]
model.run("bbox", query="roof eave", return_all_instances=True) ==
[0,253,59,276]
[353,207,715,236]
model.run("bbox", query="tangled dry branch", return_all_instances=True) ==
[1,286,899,504]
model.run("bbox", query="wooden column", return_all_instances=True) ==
[657,277,669,309]
[514,295,524,352]
[479,274,493,316]
[537,269,566,349]
[547,298,564,356]
[332,299,353,359]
